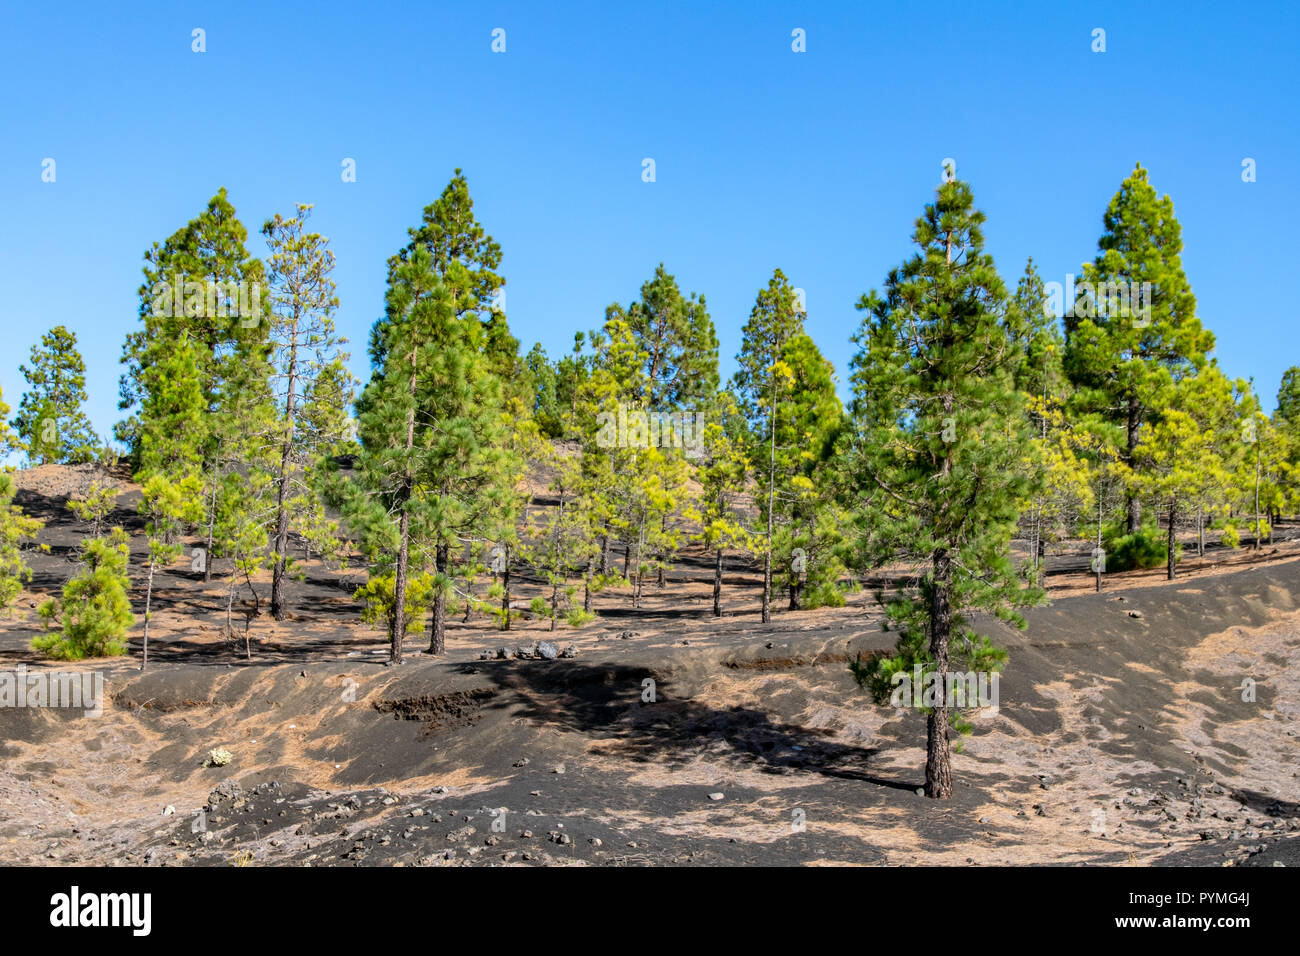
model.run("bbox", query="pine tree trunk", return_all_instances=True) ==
[391,497,411,662]
[1254,446,1262,551]
[925,547,954,798]
[631,540,642,609]
[599,533,609,576]
[763,377,776,624]
[428,541,449,655]
[203,476,218,583]
[501,552,512,632]
[550,581,558,631]
[270,480,291,619]
[1095,486,1104,592]
[141,560,155,671]
[762,550,772,623]
[390,341,419,665]
[1167,503,1177,580]
[270,334,299,621]
[1197,509,1204,556]
[1126,393,1141,532]
[224,571,237,640]
[712,547,722,617]
[657,516,666,588]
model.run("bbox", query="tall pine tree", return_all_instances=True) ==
[844,179,1041,799]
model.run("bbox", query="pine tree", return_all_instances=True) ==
[1007,260,1089,583]
[611,263,719,408]
[138,473,203,669]
[351,244,514,660]
[1130,366,1240,578]
[136,332,206,477]
[1277,367,1300,426]
[1064,165,1215,532]
[67,482,118,539]
[117,189,273,581]
[523,441,597,630]
[693,391,752,617]
[386,168,513,375]
[771,332,847,611]
[733,269,807,623]
[13,326,99,464]
[844,178,1041,799]
[0,470,45,614]
[33,528,135,659]
[212,469,275,657]
[262,204,354,620]
[118,188,271,463]
[1235,386,1294,550]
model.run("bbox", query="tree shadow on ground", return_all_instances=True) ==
[456,658,919,792]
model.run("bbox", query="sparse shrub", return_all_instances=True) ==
[1102,523,1168,572]
[803,580,847,609]
[565,608,597,628]
[354,571,434,644]
[1219,522,1241,548]
[205,748,233,767]
[528,596,548,617]
[67,481,117,538]
[31,528,134,659]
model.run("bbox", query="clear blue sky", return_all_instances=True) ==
[2,0,1297,449]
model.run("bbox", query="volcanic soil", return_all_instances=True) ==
[1,464,1298,866]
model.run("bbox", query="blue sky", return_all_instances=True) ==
[2,0,1297,448]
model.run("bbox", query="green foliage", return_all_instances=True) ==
[349,172,521,658]
[843,178,1042,783]
[0,471,45,613]
[32,528,135,659]
[262,204,355,617]
[13,326,99,464]
[1064,164,1215,531]
[565,607,597,627]
[118,187,271,463]
[1276,366,1300,426]
[1102,523,1169,571]
[0,386,20,458]
[354,572,435,642]
[607,263,719,408]
[136,332,206,476]
[67,481,118,538]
